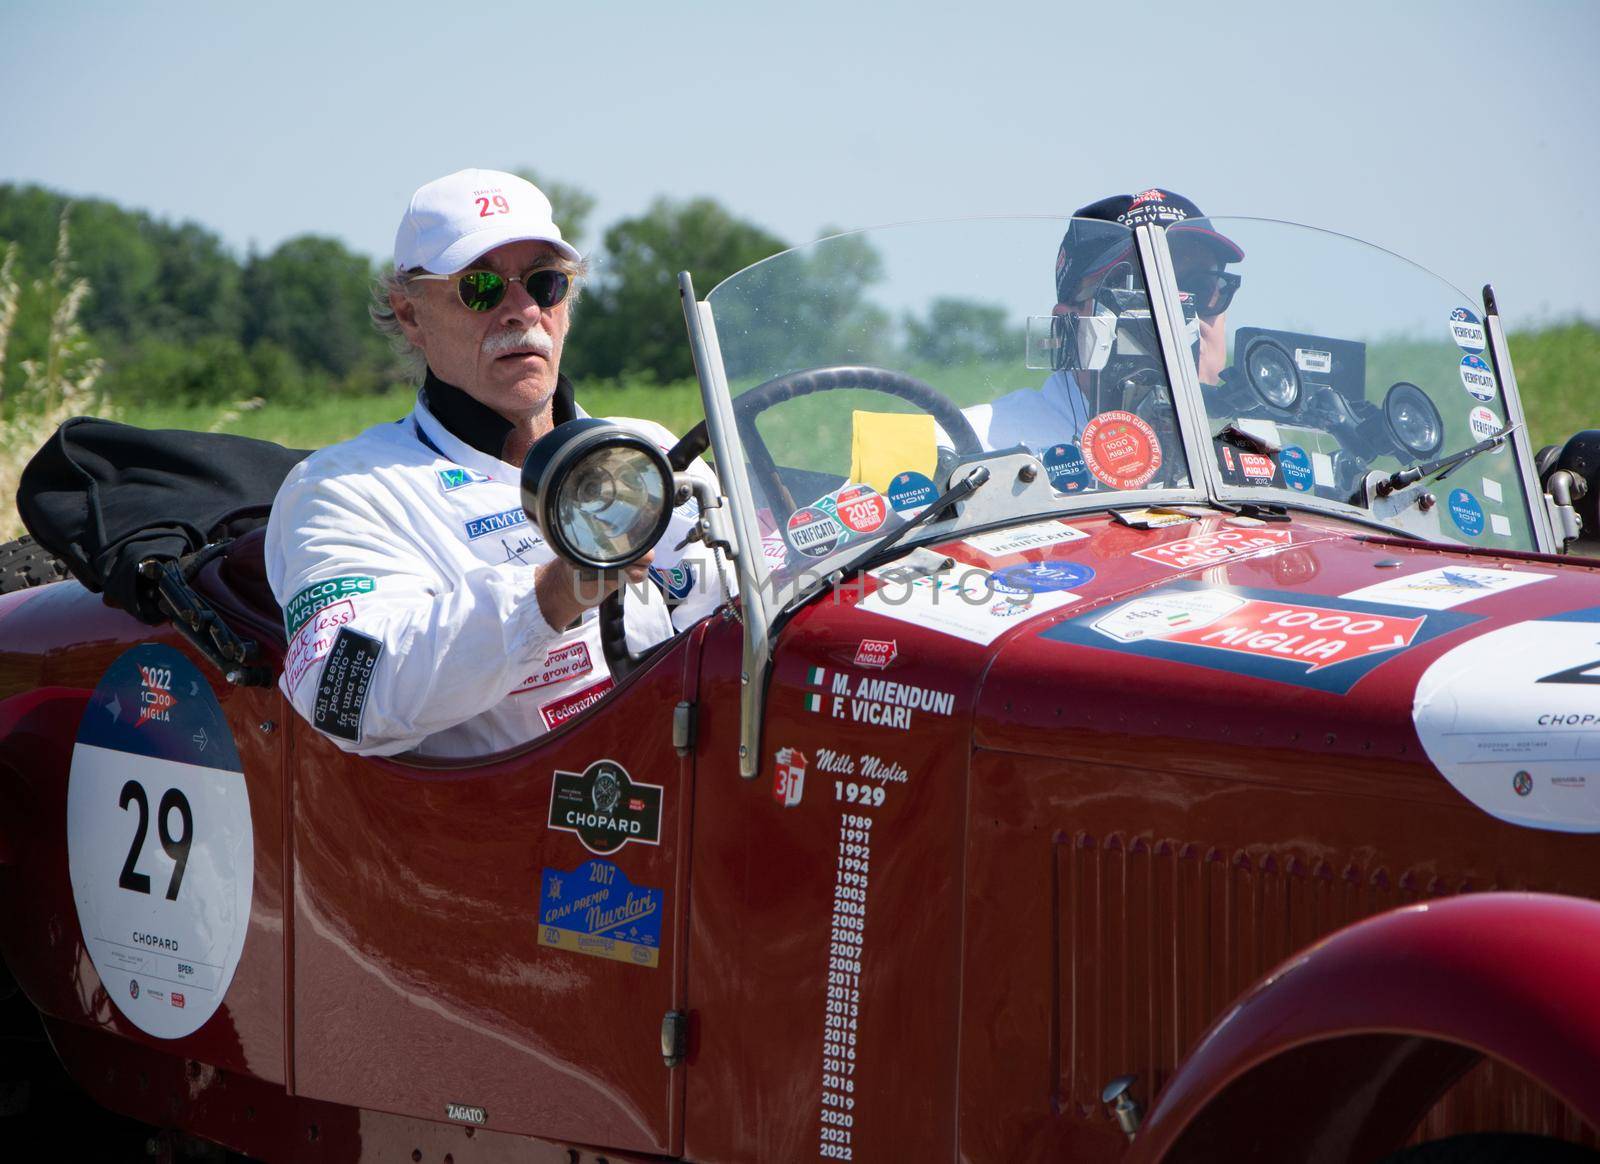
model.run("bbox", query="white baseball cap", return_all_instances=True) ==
[393,168,580,273]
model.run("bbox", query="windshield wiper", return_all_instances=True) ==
[1375,423,1522,498]
[824,465,992,584]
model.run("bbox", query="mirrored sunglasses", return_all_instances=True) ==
[411,266,572,312]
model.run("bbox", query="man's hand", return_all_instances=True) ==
[535,550,656,630]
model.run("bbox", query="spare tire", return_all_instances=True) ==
[0,536,69,595]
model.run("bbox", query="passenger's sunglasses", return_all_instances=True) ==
[1177,268,1241,317]
[409,266,572,312]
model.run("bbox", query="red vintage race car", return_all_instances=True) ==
[2,214,1600,1163]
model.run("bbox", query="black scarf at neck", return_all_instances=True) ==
[422,368,577,462]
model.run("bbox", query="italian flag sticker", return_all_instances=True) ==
[805,693,823,713]
[807,666,826,686]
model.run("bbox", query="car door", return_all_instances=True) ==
[287,625,705,1155]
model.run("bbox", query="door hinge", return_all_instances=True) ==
[672,701,697,754]
[661,1009,689,1068]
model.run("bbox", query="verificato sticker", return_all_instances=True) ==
[1448,306,1487,353]
[1413,607,1600,833]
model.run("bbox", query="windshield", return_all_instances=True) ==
[1194,217,1537,549]
[700,216,1540,599]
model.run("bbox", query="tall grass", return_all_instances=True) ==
[0,210,106,540]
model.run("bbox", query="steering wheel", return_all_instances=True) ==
[668,365,984,525]
[599,366,984,681]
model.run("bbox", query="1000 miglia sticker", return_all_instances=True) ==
[67,644,254,1039]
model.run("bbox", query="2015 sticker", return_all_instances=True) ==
[833,485,888,534]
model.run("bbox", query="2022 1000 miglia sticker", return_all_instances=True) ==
[67,644,254,1040]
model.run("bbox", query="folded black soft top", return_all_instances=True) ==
[17,416,309,623]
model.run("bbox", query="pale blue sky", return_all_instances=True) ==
[3,0,1597,323]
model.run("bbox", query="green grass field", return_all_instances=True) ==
[119,377,708,450]
[111,324,1596,454]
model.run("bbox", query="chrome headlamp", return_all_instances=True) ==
[1383,381,1445,459]
[520,420,674,569]
[1241,336,1301,412]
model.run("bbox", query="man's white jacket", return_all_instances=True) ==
[265,394,723,759]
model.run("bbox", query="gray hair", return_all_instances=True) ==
[369,255,591,383]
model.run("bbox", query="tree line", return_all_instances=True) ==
[0,172,809,412]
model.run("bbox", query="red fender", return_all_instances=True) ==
[1127,892,1600,1162]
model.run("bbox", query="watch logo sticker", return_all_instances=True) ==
[547,759,662,854]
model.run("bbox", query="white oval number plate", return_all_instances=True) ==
[68,644,254,1039]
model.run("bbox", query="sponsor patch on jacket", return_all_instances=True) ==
[464,508,529,540]
[284,575,376,637]
[284,599,359,692]
[547,757,661,854]
[312,628,383,741]
[649,564,696,602]
[436,466,491,492]
[513,641,595,693]
[539,678,615,730]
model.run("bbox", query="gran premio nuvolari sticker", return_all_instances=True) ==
[67,644,254,1039]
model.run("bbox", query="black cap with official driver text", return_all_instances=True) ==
[1055,188,1244,303]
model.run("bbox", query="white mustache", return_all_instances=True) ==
[481,326,554,358]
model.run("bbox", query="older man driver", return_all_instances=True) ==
[266,168,721,758]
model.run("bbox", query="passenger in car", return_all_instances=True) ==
[265,169,723,759]
[960,188,1243,456]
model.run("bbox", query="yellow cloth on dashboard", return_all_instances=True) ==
[849,411,938,493]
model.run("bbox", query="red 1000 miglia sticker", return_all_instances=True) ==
[1081,410,1162,489]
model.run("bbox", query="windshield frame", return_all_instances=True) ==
[680,218,1552,775]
